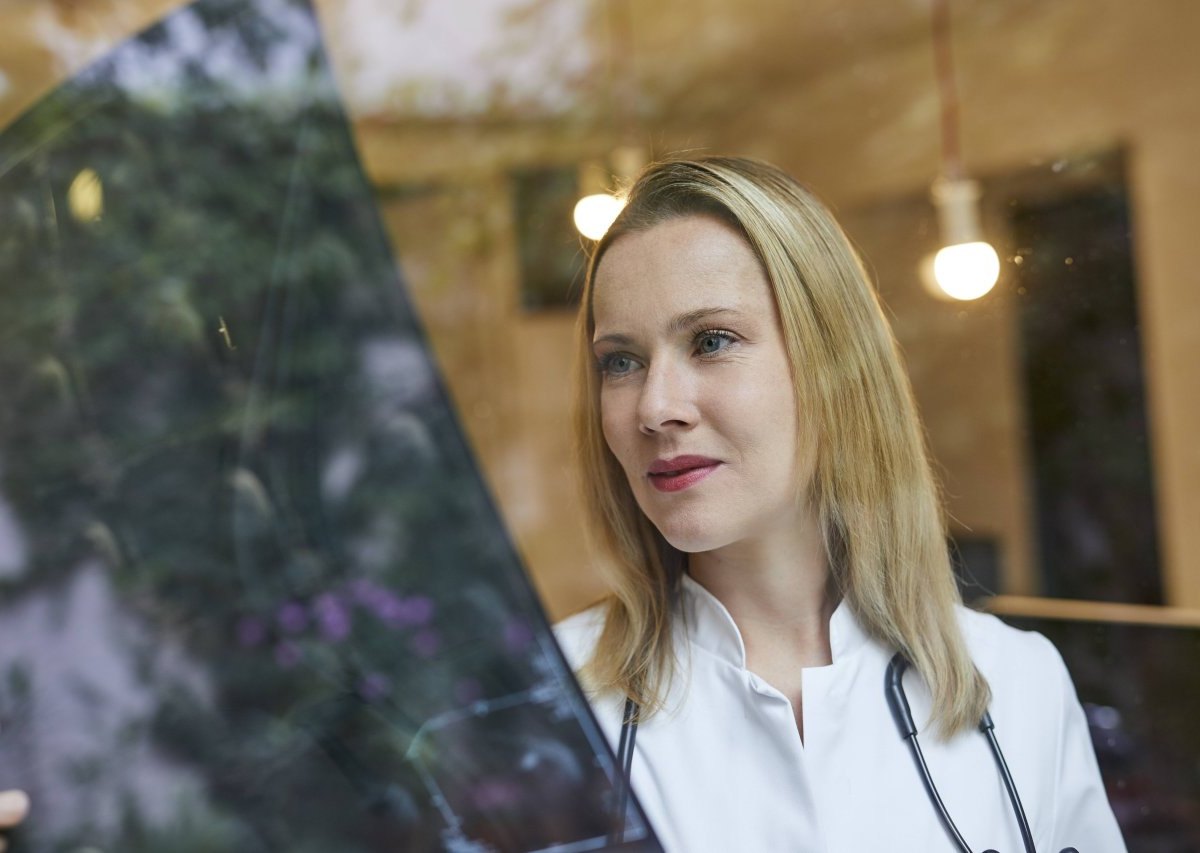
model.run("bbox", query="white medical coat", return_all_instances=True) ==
[555,573,1128,853]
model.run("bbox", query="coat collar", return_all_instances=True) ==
[678,571,870,668]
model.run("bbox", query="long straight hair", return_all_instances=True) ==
[573,156,989,738]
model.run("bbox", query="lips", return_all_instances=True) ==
[647,455,722,493]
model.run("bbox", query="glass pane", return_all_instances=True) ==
[0,1,658,850]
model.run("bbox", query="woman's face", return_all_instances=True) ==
[591,214,814,554]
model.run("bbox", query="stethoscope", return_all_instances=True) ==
[608,652,1081,853]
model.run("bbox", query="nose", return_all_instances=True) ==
[636,357,696,435]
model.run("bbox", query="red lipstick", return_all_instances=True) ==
[647,456,721,493]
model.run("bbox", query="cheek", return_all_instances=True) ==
[712,365,791,428]
[599,391,631,467]
[743,355,799,427]
[724,370,802,466]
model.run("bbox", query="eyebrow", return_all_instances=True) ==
[592,306,747,347]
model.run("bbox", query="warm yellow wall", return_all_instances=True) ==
[1130,130,1200,608]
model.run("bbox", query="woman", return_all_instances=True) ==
[555,156,1126,852]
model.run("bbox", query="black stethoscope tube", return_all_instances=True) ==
[885,652,973,848]
[887,652,1047,853]
[610,697,640,845]
[980,713,1038,853]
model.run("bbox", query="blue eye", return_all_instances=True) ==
[696,330,734,355]
[598,353,638,377]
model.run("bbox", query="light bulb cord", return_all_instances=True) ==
[931,0,964,181]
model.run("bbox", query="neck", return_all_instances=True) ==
[687,508,837,669]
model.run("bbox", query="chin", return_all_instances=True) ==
[650,513,732,555]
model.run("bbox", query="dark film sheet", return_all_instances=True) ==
[0,1,659,850]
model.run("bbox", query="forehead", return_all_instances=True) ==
[591,215,773,331]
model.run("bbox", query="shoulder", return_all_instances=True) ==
[953,605,1075,730]
[955,605,1063,666]
[955,604,1068,689]
[952,607,1127,846]
[552,601,609,673]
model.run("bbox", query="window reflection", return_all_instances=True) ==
[0,1,653,850]
[1,0,1198,849]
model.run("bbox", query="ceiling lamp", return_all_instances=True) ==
[573,161,625,241]
[931,177,999,300]
[926,0,998,301]
[573,145,645,241]
[572,192,624,242]
[573,0,644,241]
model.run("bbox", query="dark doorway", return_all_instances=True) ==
[1010,185,1162,603]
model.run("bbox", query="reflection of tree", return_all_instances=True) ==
[329,0,594,119]
[0,1,619,850]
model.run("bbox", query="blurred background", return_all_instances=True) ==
[3,0,1197,618]
[1,0,1198,849]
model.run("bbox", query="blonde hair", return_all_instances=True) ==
[573,155,989,738]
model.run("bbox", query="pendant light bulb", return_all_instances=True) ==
[573,192,625,241]
[932,241,1000,300]
[930,177,999,301]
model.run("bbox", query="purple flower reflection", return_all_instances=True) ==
[366,589,408,626]
[358,672,391,701]
[313,592,351,642]
[410,629,440,659]
[274,641,302,669]
[503,618,534,655]
[356,583,436,630]
[404,595,434,626]
[453,677,483,705]
[347,577,384,606]
[277,601,309,635]
[236,615,267,648]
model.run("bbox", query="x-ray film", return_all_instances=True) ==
[0,1,660,850]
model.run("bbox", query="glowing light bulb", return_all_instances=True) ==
[68,168,104,222]
[933,241,1000,300]
[573,193,625,241]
